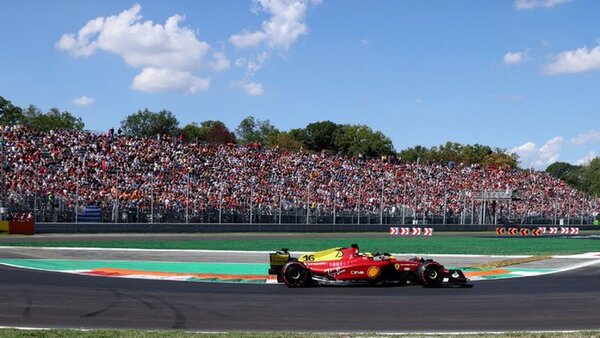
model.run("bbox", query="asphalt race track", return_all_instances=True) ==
[0,264,598,333]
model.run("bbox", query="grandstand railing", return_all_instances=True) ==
[5,195,597,225]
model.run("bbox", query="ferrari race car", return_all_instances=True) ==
[269,244,470,288]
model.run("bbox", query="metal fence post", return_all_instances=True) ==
[379,176,384,225]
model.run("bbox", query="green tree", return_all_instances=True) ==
[482,152,518,168]
[0,96,24,126]
[581,158,600,196]
[120,109,179,137]
[438,142,463,163]
[180,122,205,141]
[27,107,84,131]
[398,145,429,162]
[288,128,309,145]
[235,116,279,144]
[180,120,225,141]
[333,124,394,158]
[546,162,584,189]
[303,121,339,151]
[266,131,306,151]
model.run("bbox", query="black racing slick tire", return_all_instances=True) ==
[282,261,310,287]
[417,262,444,288]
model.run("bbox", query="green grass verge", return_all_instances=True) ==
[1,235,599,255]
[0,329,598,338]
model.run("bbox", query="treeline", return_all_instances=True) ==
[0,95,526,168]
[398,143,518,167]
[0,96,84,131]
[546,160,600,197]
[120,109,397,158]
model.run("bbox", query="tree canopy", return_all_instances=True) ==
[303,120,339,152]
[235,116,279,144]
[0,97,84,131]
[26,106,84,131]
[333,124,395,158]
[581,158,600,197]
[120,109,179,137]
[205,121,236,144]
[0,96,24,126]
[547,159,600,197]
[398,142,517,167]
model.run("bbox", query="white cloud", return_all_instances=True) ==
[229,0,319,50]
[132,68,209,94]
[545,43,600,75]
[503,51,527,65]
[235,51,271,77]
[511,136,564,169]
[233,80,265,96]
[229,0,320,95]
[210,51,231,71]
[56,4,214,93]
[230,30,268,49]
[571,130,600,145]
[576,151,597,165]
[72,96,95,106]
[360,38,369,45]
[514,0,571,10]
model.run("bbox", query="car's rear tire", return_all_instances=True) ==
[282,261,310,287]
[417,262,444,288]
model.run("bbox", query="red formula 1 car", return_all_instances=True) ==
[268,244,470,288]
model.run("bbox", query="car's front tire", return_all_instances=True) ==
[282,261,310,287]
[417,262,444,287]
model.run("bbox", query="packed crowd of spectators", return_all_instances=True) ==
[1,125,598,221]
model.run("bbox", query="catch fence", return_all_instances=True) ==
[4,193,597,226]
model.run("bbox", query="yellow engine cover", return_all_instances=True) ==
[299,247,345,262]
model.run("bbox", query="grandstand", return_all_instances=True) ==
[0,125,598,224]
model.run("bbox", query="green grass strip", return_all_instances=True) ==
[1,235,599,255]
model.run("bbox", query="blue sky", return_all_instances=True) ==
[1,0,599,169]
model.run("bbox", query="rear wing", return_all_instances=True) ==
[268,249,292,281]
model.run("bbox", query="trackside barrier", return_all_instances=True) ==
[8,220,35,235]
[495,226,579,237]
[0,221,8,233]
[389,227,433,236]
[32,223,599,234]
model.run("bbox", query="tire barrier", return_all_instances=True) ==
[389,227,433,236]
[496,226,580,236]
